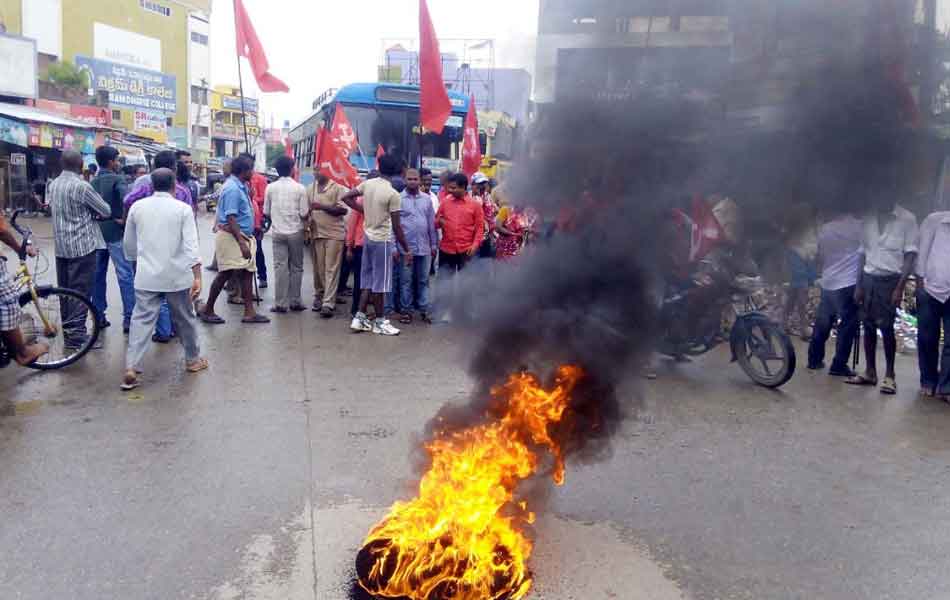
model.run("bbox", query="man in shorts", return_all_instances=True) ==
[0,213,48,365]
[198,155,270,325]
[340,155,410,336]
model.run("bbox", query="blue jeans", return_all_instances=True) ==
[917,289,950,394]
[390,254,432,314]
[155,300,174,338]
[92,241,136,328]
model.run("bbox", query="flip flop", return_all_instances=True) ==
[241,314,271,324]
[120,373,141,391]
[186,358,209,373]
[398,313,413,324]
[199,313,226,325]
[845,374,878,386]
[880,377,897,395]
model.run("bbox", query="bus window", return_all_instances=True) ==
[344,105,407,160]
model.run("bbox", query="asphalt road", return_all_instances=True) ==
[2,215,950,600]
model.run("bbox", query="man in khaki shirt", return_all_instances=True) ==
[308,174,349,316]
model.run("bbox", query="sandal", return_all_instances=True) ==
[241,314,271,324]
[921,387,936,398]
[120,371,141,391]
[398,312,413,325]
[845,374,877,386]
[880,377,897,395]
[420,312,432,324]
[199,313,226,325]
[186,357,209,373]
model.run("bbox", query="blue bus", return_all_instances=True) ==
[288,83,470,185]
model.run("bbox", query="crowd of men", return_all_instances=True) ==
[790,197,950,399]
[0,146,525,390]
[3,147,949,400]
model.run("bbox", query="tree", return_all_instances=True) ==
[44,61,90,89]
[266,143,285,168]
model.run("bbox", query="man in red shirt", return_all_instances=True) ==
[435,172,484,276]
[241,153,269,289]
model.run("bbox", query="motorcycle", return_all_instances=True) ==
[658,251,796,388]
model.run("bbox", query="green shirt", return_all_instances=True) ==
[91,171,128,244]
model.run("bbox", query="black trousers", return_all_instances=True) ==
[255,230,268,283]
[808,285,859,371]
[917,289,950,394]
[55,252,98,343]
[350,246,363,317]
[438,251,469,277]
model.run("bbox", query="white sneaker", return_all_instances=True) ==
[350,313,372,333]
[372,318,400,336]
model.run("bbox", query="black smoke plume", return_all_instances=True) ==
[430,0,926,465]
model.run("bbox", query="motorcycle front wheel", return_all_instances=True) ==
[732,318,796,388]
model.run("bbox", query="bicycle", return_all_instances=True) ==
[0,209,100,370]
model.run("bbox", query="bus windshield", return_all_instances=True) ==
[342,104,461,164]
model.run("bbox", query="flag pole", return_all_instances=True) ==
[234,0,251,153]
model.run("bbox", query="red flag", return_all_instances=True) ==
[315,124,360,188]
[234,0,289,93]
[330,106,359,157]
[418,0,452,134]
[460,94,482,177]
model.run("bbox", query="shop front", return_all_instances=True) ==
[0,103,103,212]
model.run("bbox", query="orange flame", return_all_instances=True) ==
[357,365,584,600]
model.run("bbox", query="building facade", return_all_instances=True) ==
[188,11,212,160]
[535,0,733,106]
[210,84,260,159]
[0,0,211,147]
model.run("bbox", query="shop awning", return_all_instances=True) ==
[0,101,96,130]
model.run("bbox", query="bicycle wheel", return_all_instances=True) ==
[18,286,101,370]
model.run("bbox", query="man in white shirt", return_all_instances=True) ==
[263,156,309,313]
[121,169,206,390]
[808,211,863,377]
[846,202,919,395]
[916,210,950,399]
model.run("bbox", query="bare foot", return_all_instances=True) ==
[15,342,49,366]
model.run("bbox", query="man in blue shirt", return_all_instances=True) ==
[198,155,269,325]
[390,169,438,323]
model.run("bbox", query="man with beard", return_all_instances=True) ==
[176,150,201,213]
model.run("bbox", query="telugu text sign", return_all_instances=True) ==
[221,95,259,113]
[75,55,176,114]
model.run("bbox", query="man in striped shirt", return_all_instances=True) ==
[47,150,111,348]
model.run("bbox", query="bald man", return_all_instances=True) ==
[47,150,111,349]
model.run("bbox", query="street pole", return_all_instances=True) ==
[234,0,251,154]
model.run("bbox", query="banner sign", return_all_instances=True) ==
[75,55,176,114]
[35,99,112,127]
[2,117,93,153]
[0,116,29,147]
[222,94,259,113]
[133,109,168,140]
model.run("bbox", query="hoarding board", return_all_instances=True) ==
[76,55,177,114]
[94,22,162,71]
[0,34,38,99]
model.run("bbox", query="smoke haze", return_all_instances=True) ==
[431,0,923,466]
